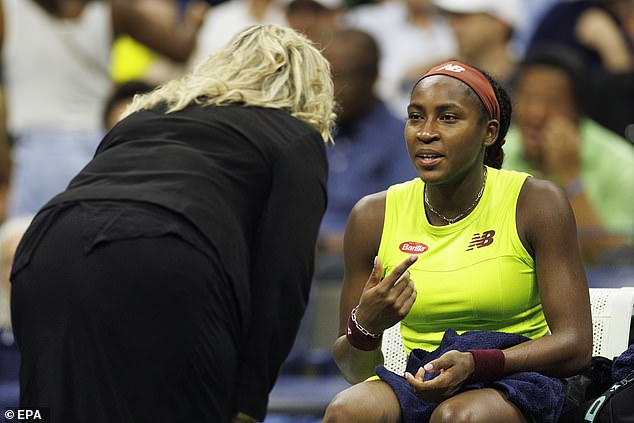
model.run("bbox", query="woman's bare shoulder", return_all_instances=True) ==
[344,190,388,257]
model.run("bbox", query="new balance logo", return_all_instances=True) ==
[466,230,496,251]
[435,63,465,73]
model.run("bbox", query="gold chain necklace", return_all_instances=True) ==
[424,167,487,224]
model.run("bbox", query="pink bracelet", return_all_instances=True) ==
[346,306,382,351]
[467,349,505,382]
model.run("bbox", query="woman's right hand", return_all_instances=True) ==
[353,255,418,335]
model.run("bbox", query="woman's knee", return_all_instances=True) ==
[430,399,477,423]
[429,389,527,423]
[322,391,358,423]
[322,381,400,423]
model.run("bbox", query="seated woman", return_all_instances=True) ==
[322,60,593,423]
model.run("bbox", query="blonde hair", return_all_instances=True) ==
[124,24,336,142]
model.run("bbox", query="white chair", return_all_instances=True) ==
[590,287,634,359]
[381,287,634,374]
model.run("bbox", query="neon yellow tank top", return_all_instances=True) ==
[378,167,549,353]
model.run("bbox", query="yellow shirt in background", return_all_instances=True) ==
[109,36,156,84]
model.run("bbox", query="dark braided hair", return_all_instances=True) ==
[415,62,512,169]
[474,69,512,169]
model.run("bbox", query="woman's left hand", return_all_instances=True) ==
[404,350,475,403]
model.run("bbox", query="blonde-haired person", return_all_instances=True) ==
[10,24,335,423]
[124,23,335,141]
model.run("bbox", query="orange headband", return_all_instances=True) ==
[416,61,500,122]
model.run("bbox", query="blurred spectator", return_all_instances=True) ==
[503,47,634,265]
[528,0,633,73]
[433,0,524,89]
[0,216,28,393]
[0,138,12,227]
[110,0,208,85]
[0,0,205,218]
[587,67,634,142]
[285,0,345,42]
[0,131,10,226]
[512,0,557,56]
[345,0,457,118]
[191,0,345,67]
[0,215,31,334]
[189,0,287,66]
[103,80,156,130]
[526,0,634,139]
[315,27,416,278]
[0,74,9,225]
[587,0,634,141]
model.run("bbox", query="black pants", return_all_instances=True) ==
[11,206,241,423]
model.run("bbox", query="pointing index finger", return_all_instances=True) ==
[385,254,418,287]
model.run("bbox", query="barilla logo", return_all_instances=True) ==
[435,63,465,73]
[399,242,429,254]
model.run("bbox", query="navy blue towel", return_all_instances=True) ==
[376,329,565,423]
[613,343,634,381]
